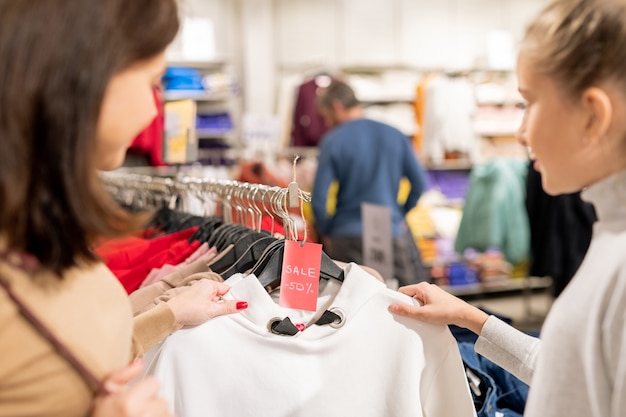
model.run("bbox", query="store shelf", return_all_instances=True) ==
[163,90,231,102]
[196,128,234,139]
[166,59,228,70]
[360,97,415,105]
[340,63,418,73]
[423,159,474,171]
[441,276,552,299]
[161,58,242,156]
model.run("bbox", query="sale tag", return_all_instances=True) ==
[279,240,323,311]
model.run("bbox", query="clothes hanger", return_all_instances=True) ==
[217,187,282,279]
[219,235,278,279]
[249,189,293,290]
[147,207,181,232]
[248,187,344,293]
[209,230,272,274]
[173,213,207,233]
[210,224,249,251]
[188,216,224,243]
[146,208,194,235]
[319,252,345,282]
[252,238,344,291]
[207,184,245,248]
[212,184,269,251]
[185,180,225,242]
[250,239,286,292]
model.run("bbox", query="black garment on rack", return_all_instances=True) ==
[525,162,596,297]
[146,208,221,238]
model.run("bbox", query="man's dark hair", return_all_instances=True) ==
[317,80,360,110]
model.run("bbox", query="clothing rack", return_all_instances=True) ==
[101,171,311,240]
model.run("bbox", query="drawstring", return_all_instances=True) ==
[268,310,343,336]
[314,310,342,326]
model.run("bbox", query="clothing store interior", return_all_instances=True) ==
[43,1,598,416]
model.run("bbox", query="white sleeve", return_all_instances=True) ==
[474,315,541,384]
[422,334,478,417]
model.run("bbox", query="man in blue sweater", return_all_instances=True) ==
[312,80,429,285]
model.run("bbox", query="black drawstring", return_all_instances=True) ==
[269,316,299,336]
[269,310,343,336]
[314,310,341,326]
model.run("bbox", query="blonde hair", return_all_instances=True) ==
[524,0,626,98]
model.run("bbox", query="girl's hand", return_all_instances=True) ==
[389,282,489,335]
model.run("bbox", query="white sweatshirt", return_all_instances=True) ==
[475,169,626,417]
[143,263,476,417]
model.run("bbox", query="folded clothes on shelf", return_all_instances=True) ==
[163,66,205,91]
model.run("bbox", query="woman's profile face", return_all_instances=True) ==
[516,49,590,195]
[95,52,166,171]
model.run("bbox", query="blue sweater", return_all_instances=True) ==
[312,118,427,237]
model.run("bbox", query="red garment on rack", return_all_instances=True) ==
[96,227,198,270]
[126,88,166,166]
[95,227,199,293]
[260,216,284,237]
[114,239,201,294]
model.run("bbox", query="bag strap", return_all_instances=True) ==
[0,256,106,395]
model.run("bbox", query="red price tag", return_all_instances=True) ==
[278,240,323,311]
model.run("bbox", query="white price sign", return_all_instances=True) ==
[361,203,393,281]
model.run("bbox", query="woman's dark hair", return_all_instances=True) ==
[0,0,179,274]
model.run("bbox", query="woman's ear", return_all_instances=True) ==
[581,86,612,145]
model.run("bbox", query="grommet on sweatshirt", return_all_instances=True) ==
[314,308,345,329]
[267,317,283,334]
[328,307,345,328]
[267,317,299,336]
[267,308,346,336]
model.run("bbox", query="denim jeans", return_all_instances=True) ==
[458,342,529,417]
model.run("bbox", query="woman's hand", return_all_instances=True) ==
[165,279,248,329]
[92,359,172,417]
[388,282,489,335]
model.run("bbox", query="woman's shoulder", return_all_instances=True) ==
[0,259,132,345]
[0,259,124,301]
[0,260,133,417]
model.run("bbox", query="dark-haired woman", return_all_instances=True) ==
[0,1,246,416]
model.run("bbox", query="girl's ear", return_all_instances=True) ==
[581,86,612,145]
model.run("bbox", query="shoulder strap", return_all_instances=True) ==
[0,259,106,395]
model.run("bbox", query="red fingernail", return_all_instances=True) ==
[236,301,248,310]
